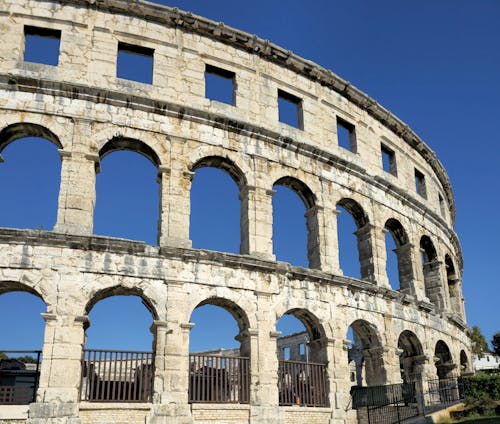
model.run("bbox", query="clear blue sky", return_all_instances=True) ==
[0,0,498,356]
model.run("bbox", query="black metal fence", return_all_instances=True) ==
[278,360,328,407]
[80,349,153,402]
[351,377,465,424]
[189,354,250,403]
[0,350,41,405]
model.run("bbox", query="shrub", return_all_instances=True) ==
[463,374,500,401]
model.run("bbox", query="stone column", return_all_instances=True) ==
[354,224,378,284]
[240,186,275,260]
[53,151,97,236]
[329,337,352,424]
[306,205,341,272]
[371,225,391,288]
[423,259,445,310]
[250,292,281,424]
[158,167,193,249]
[362,346,388,386]
[319,207,342,275]
[146,315,193,424]
[27,314,87,424]
[393,243,417,295]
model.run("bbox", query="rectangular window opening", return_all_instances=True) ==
[439,194,446,217]
[283,347,291,360]
[24,26,61,66]
[337,117,357,152]
[278,89,303,130]
[205,64,236,105]
[117,42,154,84]
[299,343,305,356]
[415,168,427,198]
[381,144,397,176]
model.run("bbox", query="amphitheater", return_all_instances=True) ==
[0,1,472,423]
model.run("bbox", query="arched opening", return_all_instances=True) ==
[420,236,444,309]
[460,350,469,375]
[337,199,371,281]
[82,289,156,402]
[0,124,62,230]
[190,157,244,254]
[347,320,385,387]
[273,177,317,268]
[434,340,455,380]
[188,298,250,404]
[397,331,424,383]
[94,138,160,245]
[0,286,46,405]
[276,309,328,407]
[445,255,461,316]
[384,219,413,292]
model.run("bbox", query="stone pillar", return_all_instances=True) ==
[329,337,352,424]
[240,186,275,259]
[371,225,391,287]
[158,167,193,249]
[27,314,86,424]
[319,207,342,274]
[362,346,388,386]
[147,317,193,424]
[147,279,192,423]
[53,151,97,236]
[393,243,417,295]
[354,224,378,284]
[423,259,445,310]
[250,292,281,424]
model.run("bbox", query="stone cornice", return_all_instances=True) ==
[39,0,456,222]
[0,74,463,270]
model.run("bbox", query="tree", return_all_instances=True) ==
[0,352,7,360]
[470,326,490,358]
[492,332,500,356]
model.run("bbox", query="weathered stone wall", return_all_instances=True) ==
[0,1,471,423]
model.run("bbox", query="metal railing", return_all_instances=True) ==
[80,349,153,402]
[424,377,464,411]
[189,354,250,403]
[0,350,41,405]
[278,360,328,407]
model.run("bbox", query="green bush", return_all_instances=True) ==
[463,374,500,401]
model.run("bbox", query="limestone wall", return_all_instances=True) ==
[0,1,471,423]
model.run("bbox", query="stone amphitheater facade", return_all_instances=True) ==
[0,1,471,423]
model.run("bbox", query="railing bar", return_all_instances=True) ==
[138,352,145,402]
[127,352,133,401]
[117,351,123,401]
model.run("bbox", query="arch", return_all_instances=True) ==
[434,340,455,379]
[385,218,409,247]
[276,309,329,407]
[384,218,413,293]
[280,308,325,344]
[337,198,372,281]
[336,198,368,228]
[189,297,252,404]
[99,136,161,167]
[398,330,424,382]
[273,177,316,210]
[0,281,47,305]
[348,319,385,386]
[272,177,318,268]
[195,296,250,333]
[191,156,247,190]
[445,254,461,316]
[0,123,63,153]
[420,235,438,262]
[420,236,444,309]
[84,285,159,321]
